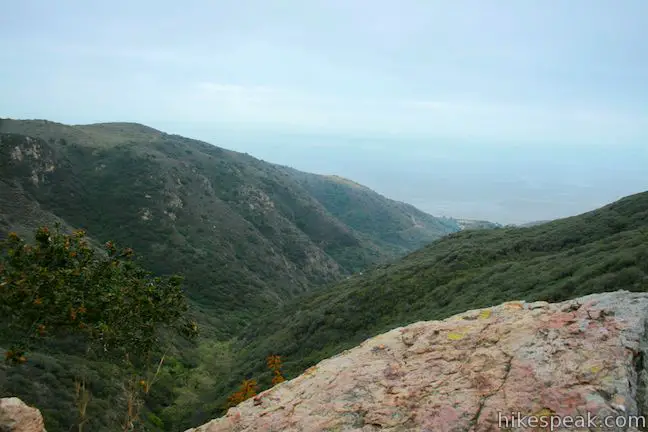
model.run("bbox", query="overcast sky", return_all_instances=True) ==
[2,1,647,223]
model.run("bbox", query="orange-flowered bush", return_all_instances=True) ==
[226,354,286,408]
[267,354,285,385]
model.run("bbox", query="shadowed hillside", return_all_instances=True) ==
[0,118,478,335]
[279,167,468,258]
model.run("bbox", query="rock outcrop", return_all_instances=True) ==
[0,397,46,432]
[187,290,648,431]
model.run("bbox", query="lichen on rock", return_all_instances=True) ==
[186,290,648,432]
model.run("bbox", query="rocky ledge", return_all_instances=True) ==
[187,290,648,432]
[0,397,46,432]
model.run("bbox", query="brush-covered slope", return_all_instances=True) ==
[233,191,648,388]
[0,118,484,431]
[279,168,467,257]
[0,118,467,335]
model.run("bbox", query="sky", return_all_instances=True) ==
[1,0,647,224]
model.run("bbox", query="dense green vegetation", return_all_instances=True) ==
[204,190,648,426]
[283,168,463,260]
[0,120,472,336]
[0,227,196,431]
[0,119,486,431]
[6,118,644,431]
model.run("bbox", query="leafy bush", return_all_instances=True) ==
[0,226,197,431]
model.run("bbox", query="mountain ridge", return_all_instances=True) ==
[0,116,500,431]
[0,118,495,334]
[2,117,646,431]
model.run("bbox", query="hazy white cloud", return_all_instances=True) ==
[401,99,648,144]
[196,83,278,94]
[86,46,182,63]
[2,0,647,146]
[173,85,648,144]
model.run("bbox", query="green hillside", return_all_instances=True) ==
[0,118,488,431]
[5,117,645,432]
[223,191,648,419]
[0,119,468,336]
[281,167,464,257]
